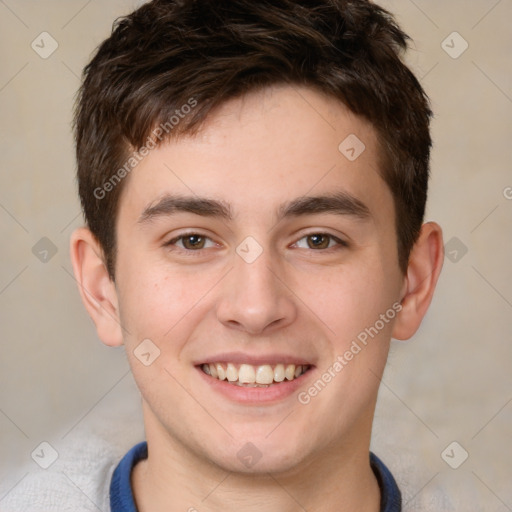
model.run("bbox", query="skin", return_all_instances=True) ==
[71,84,444,512]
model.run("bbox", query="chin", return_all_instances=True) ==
[215,449,305,475]
[205,432,311,475]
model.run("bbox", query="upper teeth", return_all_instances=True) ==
[201,363,308,385]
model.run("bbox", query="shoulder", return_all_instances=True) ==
[1,387,145,512]
[0,432,121,512]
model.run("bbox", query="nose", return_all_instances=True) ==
[215,244,297,335]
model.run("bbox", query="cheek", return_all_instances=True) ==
[116,259,226,350]
[306,269,399,403]
[115,266,203,406]
[306,264,398,343]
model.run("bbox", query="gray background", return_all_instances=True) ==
[0,0,511,510]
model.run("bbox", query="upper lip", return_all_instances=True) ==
[194,352,316,367]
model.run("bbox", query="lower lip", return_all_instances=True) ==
[195,366,314,404]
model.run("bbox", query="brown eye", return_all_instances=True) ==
[165,233,216,251]
[293,233,347,251]
[307,234,330,249]
[181,234,206,250]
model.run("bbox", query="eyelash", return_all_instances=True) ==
[164,232,218,253]
[293,233,348,251]
[164,231,348,254]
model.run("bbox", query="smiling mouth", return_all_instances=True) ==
[200,362,311,387]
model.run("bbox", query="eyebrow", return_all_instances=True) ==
[276,191,371,220]
[138,195,232,224]
[137,190,371,225]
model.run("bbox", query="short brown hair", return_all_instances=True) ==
[74,0,433,279]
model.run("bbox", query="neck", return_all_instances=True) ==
[132,405,381,512]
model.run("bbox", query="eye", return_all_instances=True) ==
[293,233,347,250]
[165,233,217,251]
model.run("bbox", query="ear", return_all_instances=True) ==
[69,227,124,347]
[392,222,444,340]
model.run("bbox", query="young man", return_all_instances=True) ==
[67,1,443,511]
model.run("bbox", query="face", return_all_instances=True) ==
[113,85,405,474]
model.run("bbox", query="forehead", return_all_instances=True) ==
[118,84,392,225]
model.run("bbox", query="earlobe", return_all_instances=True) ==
[392,222,444,340]
[69,227,124,347]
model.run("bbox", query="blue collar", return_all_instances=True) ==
[110,442,401,511]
